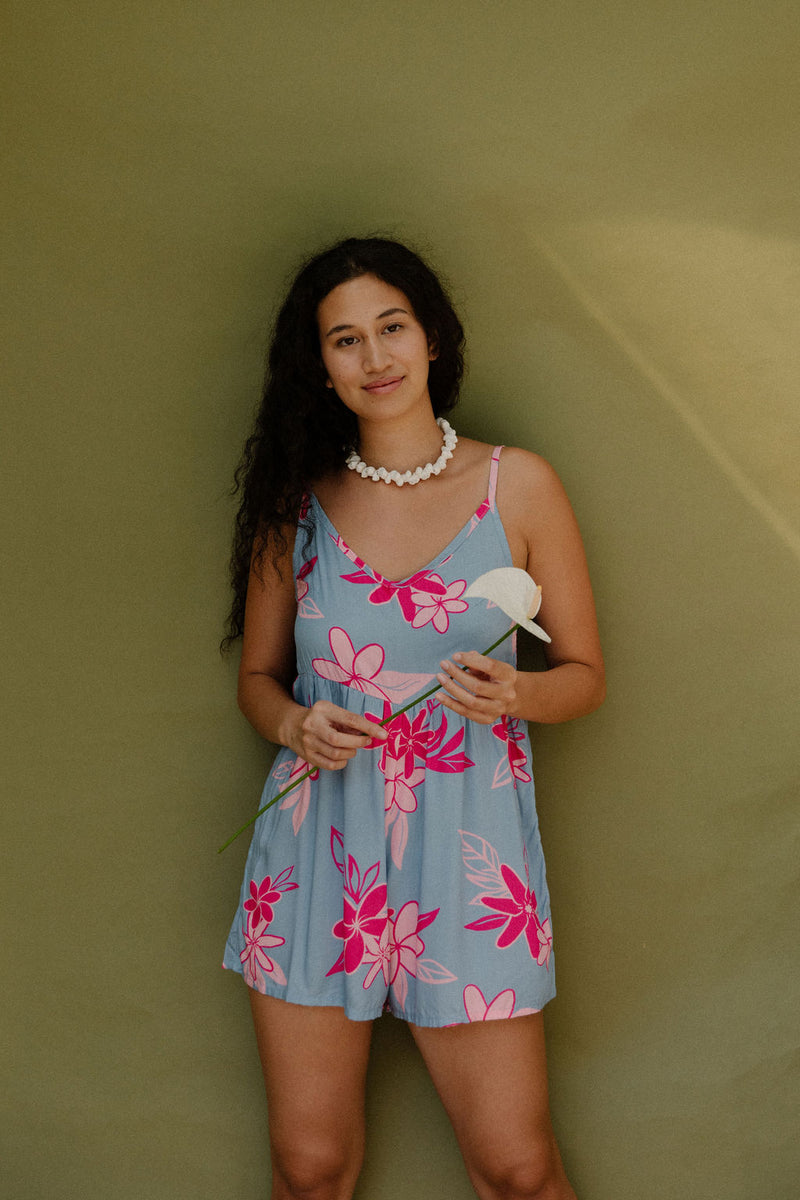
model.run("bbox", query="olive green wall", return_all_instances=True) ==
[4,2,798,1197]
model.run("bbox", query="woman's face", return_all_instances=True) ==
[317,274,436,422]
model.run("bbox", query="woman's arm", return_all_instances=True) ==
[238,533,387,769]
[435,449,605,725]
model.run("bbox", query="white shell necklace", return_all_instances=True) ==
[345,417,458,487]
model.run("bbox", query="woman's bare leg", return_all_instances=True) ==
[248,990,373,1200]
[410,1012,576,1200]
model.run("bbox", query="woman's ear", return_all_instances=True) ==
[428,338,439,361]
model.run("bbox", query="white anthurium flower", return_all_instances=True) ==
[464,568,551,643]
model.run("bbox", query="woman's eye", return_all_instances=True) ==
[384,323,402,334]
[336,335,358,347]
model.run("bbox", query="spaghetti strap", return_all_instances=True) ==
[487,445,504,509]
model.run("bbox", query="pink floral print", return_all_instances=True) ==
[341,562,451,625]
[312,627,434,703]
[335,538,469,635]
[462,984,538,1021]
[226,450,556,1023]
[377,705,475,776]
[371,706,475,868]
[241,922,288,989]
[326,829,388,977]
[327,830,456,1010]
[383,756,425,869]
[313,627,390,699]
[491,715,533,788]
[409,575,469,632]
[276,756,320,835]
[239,865,299,992]
[244,871,286,926]
[460,832,552,968]
[296,556,323,619]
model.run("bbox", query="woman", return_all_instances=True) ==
[223,237,605,1200]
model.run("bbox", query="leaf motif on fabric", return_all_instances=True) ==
[459,829,507,896]
[330,827,345,875]
[425,715,475,774]
[375,670,436,702]
[361,861,381,895]
[393,969,408,1009]
[272,760,292,784]
[272,865,298,893]
[390,811,409,869]
[491,756,513,789]
[297,595,324,619]
[416,959,458,985]
[345,855,361,897]
[464,913,508,932]
[414,906,440,935]
[340,569,376,586]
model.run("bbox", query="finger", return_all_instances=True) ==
[438,661,504,701]
[311,752,352,771]
[450,651,513,680]
[435,670,503,714]
[305,738,359,769]
[324,705,389,741]
[435,690,498,725]
[324,724,379,748]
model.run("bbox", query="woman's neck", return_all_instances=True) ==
[354,410,444,475]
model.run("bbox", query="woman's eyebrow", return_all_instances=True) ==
[324,307,410,338]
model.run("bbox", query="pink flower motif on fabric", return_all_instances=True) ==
[311,627,433,703]
[243,864,298,926]
[462,984,539,1021]
[409,575,469,633]
[327,830,456,1007]
[240,919,288,990]
[383,755,425,870]
[239,865,299,991]
[375,705,475,777]
[312,627,391,700]
[340,565,447,624]
[326,828,388,977]
[491,715,532,788]
[460,832,552,968]
[277,756,320,834]
[334,537,469,634]
[362,901,457,1011]
[367,706,475,869]
[296,556,323,619]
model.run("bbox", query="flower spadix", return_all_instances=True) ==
[464,568,551,643]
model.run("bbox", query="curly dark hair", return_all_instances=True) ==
[221,236,466,650]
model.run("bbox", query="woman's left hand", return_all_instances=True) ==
[435,651,518,725]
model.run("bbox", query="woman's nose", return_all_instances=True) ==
[362,336,391,372]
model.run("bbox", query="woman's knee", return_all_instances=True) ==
[271,1132,364,1200]
[469,1135,574,1200]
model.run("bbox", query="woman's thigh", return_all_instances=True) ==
[409,1012,574,1199]
[248,990,373,1180]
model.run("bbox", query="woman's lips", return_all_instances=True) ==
[363,376,404,395]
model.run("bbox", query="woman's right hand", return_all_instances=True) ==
[284,700,388,771]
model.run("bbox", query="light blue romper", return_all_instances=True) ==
[223,447,556,1026]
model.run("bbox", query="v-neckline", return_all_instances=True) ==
[310,491,491,586]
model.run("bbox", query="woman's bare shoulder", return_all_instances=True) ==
[497,445,566,502]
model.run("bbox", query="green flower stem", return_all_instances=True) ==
[217,623,519,853]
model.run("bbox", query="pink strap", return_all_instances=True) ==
[487,446,503,508]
